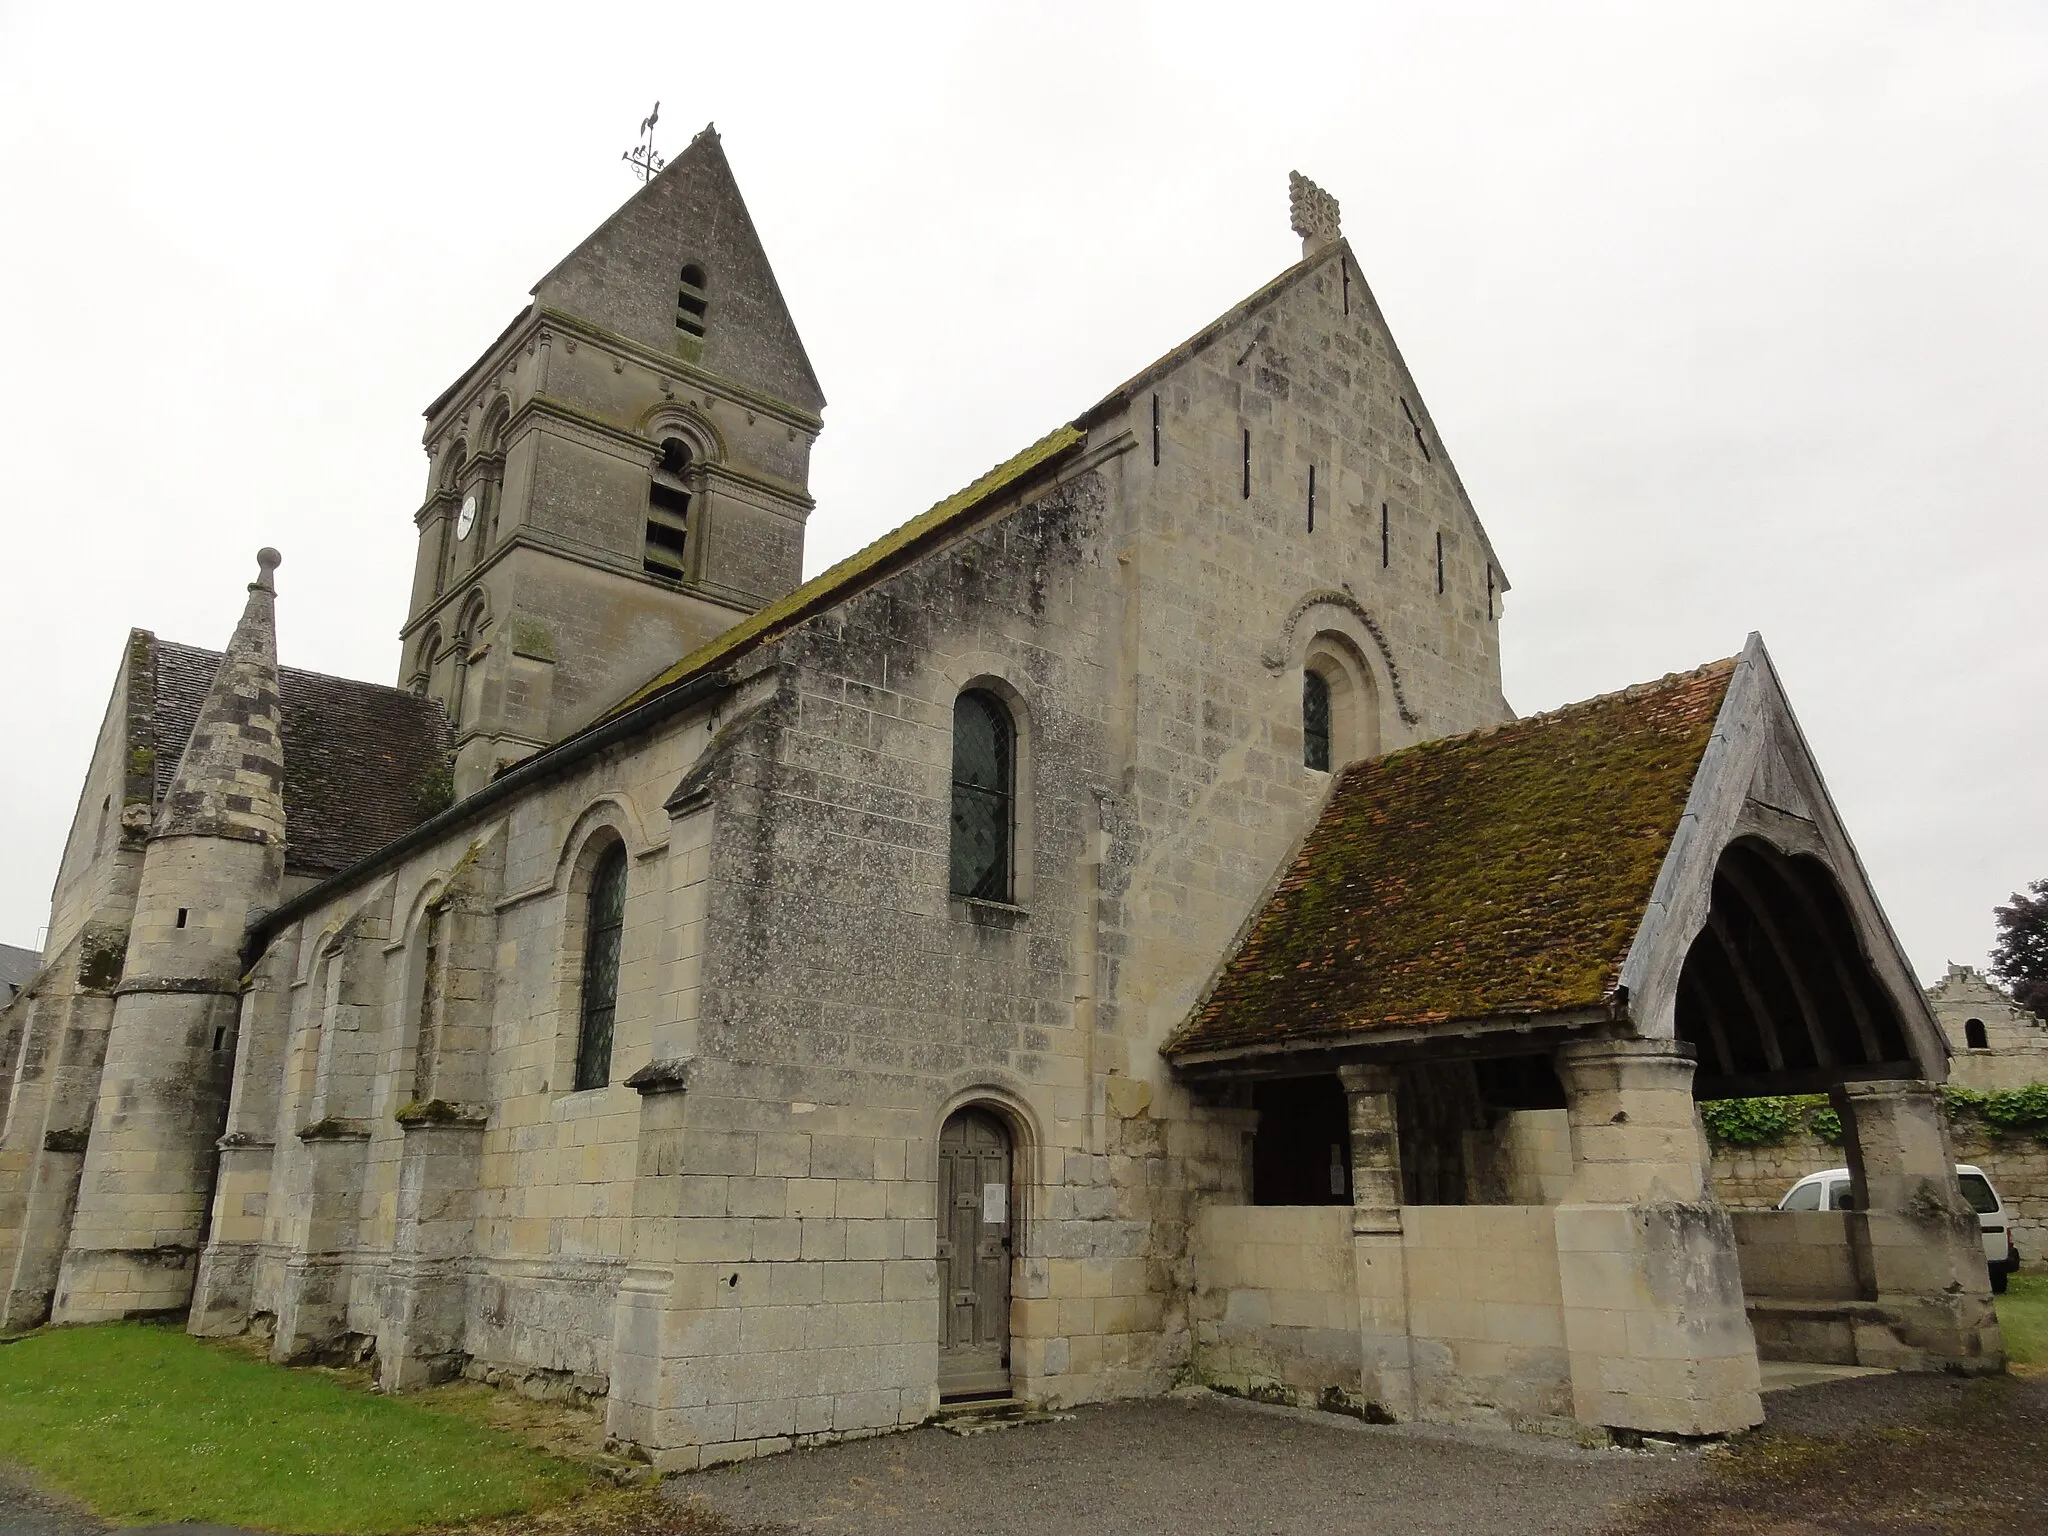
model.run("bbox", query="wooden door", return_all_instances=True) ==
[937,1108,1012,1397]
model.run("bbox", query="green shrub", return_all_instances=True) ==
[1698,1095,1842,1148]
[1944,1082,2048,1141]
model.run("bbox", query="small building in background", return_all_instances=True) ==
[1929,965,2048,1092]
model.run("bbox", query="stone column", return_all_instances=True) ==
[604,1058,695,1465]
[1831,1079,2002,1373]
[1553,1039,1761,1437]
[1339,1063,1413,1420]
[379,1105,486,1389]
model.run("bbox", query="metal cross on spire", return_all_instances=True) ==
[622,102,666,183]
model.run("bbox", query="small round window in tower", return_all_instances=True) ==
[676,263,709,337]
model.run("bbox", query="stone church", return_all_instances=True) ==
[0,130,2001,1467]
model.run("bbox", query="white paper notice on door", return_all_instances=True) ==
[982,1182,1007,1224]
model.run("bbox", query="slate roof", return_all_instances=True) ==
[0,943,38,1002]
[152,641,450,877]
[1166,659,1738,1061]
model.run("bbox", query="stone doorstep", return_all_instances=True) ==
[931,1397,1077,1435]
[1757,1360,1893,1394]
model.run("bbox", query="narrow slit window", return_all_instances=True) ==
[1307,465,1316,532]
[1381,503,1389,568]
[1241,428,1252,499]
[675,263,709,337]
[949,691,1014,901]
[1401,396,1432,463]
[1341,260,1350,315]
[1436,532,1445,595]
[1303,671,1332,772]
[574,844,629,1092]
[645,437,692,579]
[1486,566,1495,620]
[176,908,188,929]
[1151,394,1161,467]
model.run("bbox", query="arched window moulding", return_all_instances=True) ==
[1262,591,1419,726]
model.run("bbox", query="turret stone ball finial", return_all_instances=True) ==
[254,547,282,593]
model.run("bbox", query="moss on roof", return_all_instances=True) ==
[603,424,1084,720]
[1166,658,1738,1059]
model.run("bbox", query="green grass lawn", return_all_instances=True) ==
[1998,1270,2048,1370]
[0,1323,591,1533]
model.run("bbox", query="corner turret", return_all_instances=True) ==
[52,553,287,1323]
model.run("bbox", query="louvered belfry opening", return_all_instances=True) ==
[644,437,693,580]
[1677,837,1914,1100]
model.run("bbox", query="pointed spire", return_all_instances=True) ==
[156,549,286,847]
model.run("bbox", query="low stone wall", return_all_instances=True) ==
[1730,1210,1859,1302]
[1711,1125,2048,1268]
[1190,1203,1572,1431]
[1403,1205,1571,1428]
[1190,1205,1358,1403]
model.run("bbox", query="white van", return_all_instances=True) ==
[1777,1164,2020,1293]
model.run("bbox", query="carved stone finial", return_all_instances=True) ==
[254,547,282,593]
[1289,171,1341,257]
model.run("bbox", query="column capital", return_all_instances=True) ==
[1337,1062,1397,1095]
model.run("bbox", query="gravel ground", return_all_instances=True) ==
[665,1394,1703,1536]
[1612,1371,2048,1534]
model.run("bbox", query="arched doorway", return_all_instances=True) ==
[938,1107,1013,1399]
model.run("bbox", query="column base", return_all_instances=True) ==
[1556,1202,1763,1438]
[51,1244,199,1324]
[190,1240,259,1337]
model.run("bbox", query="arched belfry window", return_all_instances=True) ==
[950,691,1014,901]
[645,437,692,580]
[574,843,628,1091]
[676,263,708,337]
[1965,1018,1988,1050]
[1303,670,1332,772]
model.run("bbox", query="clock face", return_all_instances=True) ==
[456,494,478,541]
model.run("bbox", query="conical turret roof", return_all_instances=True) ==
[156,549,286,848]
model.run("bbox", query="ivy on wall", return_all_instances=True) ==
[1943,1084,2048,1141]
[1701,1084,2048,1148]
[1698,1096,1841,1148]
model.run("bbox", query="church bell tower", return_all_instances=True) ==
[398,125,825,795]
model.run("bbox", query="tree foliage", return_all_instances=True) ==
[1991,878,2048,1017]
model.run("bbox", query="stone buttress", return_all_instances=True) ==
[53,552,287,1322]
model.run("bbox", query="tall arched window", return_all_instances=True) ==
[1303,670,1332,771]
[575,843,629,1091]
[950,691,1014,901]
[1965,1018,1988,1050]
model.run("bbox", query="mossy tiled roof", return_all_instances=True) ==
[1167,658,1738,1060]
[603,424,1084,720]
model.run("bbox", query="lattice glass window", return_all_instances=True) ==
[575,844,628,1091]
[949,691,1013,901]
[1303,670,1332,771]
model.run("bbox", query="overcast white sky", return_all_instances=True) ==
[1,2,2042,980]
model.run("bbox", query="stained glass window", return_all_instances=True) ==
[1303,671,1332,771]
[575,843,628,1091]
[950,691,1013,901]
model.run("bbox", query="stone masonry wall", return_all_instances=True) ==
[1713,1125,2048,1269]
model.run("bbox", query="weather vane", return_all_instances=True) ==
[622,102,665,183]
